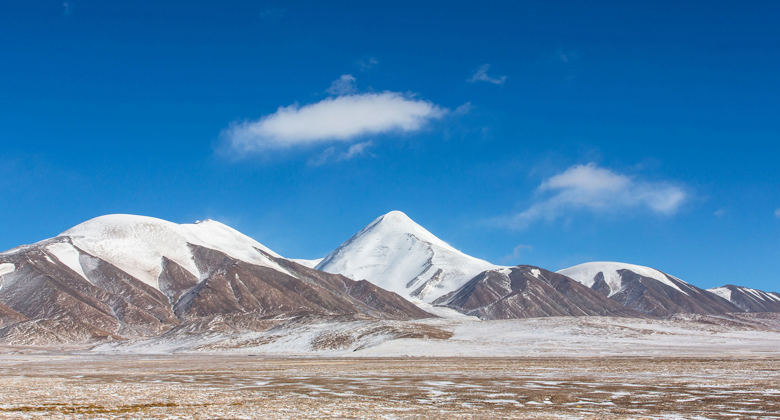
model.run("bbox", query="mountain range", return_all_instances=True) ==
[0,211,777,348]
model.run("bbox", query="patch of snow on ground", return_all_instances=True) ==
[354,316,780,358]
[413,300,481,321]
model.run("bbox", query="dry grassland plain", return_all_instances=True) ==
[0,355,778,419]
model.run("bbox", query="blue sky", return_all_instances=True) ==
[1,1,778,291]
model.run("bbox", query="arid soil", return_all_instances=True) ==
[0,355,778,419]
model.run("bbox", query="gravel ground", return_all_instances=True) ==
[0,355,778,419]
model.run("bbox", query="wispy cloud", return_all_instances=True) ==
[500,244,533,263]
[326,74,357,95]
[468,64,507,85]
[714,209,726,218]
[221,76,446,154]
[357,57,378,71]
[309,141,374,166]
[775,209,780,218]
[556,49,579,63]
[494,163,687,230]
[62,2,71,16]
[259,7,286,18]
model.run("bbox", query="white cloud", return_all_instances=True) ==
[326,74,357,95]
[775,209,780,218]
[714,209,726,218]
[498,163,687,229]
[468,64,507,85]
[222,90,446,154]
[309,141,374,166]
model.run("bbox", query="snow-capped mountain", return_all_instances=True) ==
[0,215,431,345]
[2,211,779,347]
[708,285,780,313]
[558,262,740,317]
[316,211,500,303]
[433,265,642,320]
[59,214,290,290]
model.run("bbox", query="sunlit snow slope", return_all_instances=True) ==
[558,261,740,316]
[60,214,288,290]
[558,261,690,297]
[316,211,501,303]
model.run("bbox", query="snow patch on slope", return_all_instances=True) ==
[558,261,687,296]
[181,219,282,262]
[0,263,14,277]
[61,215,287,290]
[708,286,732,302]
[0,263,13,291]
[291,258,324,268]
[45,242,89,282]
[317,211,501,303]
[709,285,780,304]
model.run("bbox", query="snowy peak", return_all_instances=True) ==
[558,261,740,317]
[557,261,691,297]
[366,211,454,250]
[59,214,287,290]
[316,210,501,303]
[708,285,780,313]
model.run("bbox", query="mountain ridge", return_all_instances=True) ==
[0,214,432,346]
[1,211,779,348]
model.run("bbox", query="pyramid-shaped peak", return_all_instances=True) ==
[381,210,413,222]
[365,210,445,247]
[316,210,501,302]
[374,210,421,230]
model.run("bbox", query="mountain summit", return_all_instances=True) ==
[316,211,500,302]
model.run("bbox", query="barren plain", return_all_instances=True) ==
[0,355,779,419]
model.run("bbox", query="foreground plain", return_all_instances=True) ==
[0,355,779,419]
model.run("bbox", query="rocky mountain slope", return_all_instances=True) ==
[708,285,780,313]
[558,262,741,317]
[2,211,779,348]
[316,211,500,303]
[0,215,431,346]
[433,265,642,319]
